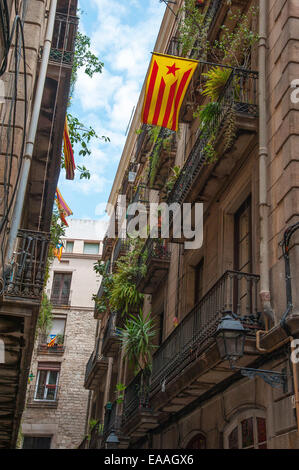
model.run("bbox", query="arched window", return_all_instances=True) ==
[224,411,267,449]
[186,433,206,449]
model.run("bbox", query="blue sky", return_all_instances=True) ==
[58,0,166,238]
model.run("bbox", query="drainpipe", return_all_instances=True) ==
[258,0,275,324]
[5,0,58,263]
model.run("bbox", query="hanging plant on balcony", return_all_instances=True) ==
[109,239,146,316]
[118,312,157,375]
[93,260,114,317]
[202,66,232,102]
[178,0,210,60]
[165,166,182,194]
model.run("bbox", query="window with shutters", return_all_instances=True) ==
[50,272,72,306]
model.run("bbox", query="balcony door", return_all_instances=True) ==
[234,197,252,316]
[51,272,72,306]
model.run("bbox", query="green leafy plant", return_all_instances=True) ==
[178,0,210,59]
[115,383,126,404]
[92,261,114,317]
[37,293,53,336]
[165,166,182,193]
[202,66,232,102]
[194,101,221,129]
[119,312,157,374]
[109,239,145,316]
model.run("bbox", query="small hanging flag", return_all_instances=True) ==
[55,188,73,227]
[142,52,198,132]
[54,243,63,262]
[63,115,76,180]
[48,335,57,348]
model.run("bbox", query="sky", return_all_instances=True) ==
[58,0,166,239]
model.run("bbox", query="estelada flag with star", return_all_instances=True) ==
[142,52,198,132]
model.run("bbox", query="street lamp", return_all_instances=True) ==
[105,431,119,450]
[215,312,287,390]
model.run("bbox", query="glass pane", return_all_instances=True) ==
[242,418,254,448]
[45,387,56,401]
[228,426,239,449]
[66,241,74,253]
[35,371,47,399]
[48,371,58,385]
[257,417,267,444]
[83,243,99,254]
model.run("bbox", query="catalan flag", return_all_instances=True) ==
[54,243,63,262]
[63,116,76,180]
[55,188,73,227]
[142,53,198,132]
[48,335,57,348]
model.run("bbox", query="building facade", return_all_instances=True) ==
[21,219,102,449]
[0,0,78,448]
[81,0,299,450]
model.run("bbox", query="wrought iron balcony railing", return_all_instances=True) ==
[135,124,152,164]
[168,67,258,207]
[102,311,121,356]
[150,270,261,395]
[50,289,72,307]
[112,238,130,270]
[48,13,78,66]
[103,401,122,439]
[147,128,176,189]
[122,371,150,425]
[136,238,171,293]
[3,229,50,302]
[85,349,108,389]
[89,421,104,449]
[37,334,66,355]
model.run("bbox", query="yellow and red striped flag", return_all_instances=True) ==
[63,116,76,180]
[142,53,198,132]
[55,188,73,227]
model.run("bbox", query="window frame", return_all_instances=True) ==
[224,410,268,449]
[34,367,60,402]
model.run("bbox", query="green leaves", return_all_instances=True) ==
[202,67,232,102]
[37,294,53,336]
[118,312,157,374]
[71,31,104,89]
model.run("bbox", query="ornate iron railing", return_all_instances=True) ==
[89,421,104,449]
[168,67,258,207]
[112,238,130,270]
[102,311,120,350]
[150,270,261,394]
[147,128,176,188]
[95,261,110,302]
[135,124,151,163]
[136,238,171,286]
[85,349,107,385]
[122,371,150,424]
[3,229,49,301]
[103,401,122,438]
[48,13,78,65]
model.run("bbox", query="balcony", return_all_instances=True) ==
[136,238,171,294]
[148,128,177,191]
[150,271,262,413]
[102,312,121,357]
[122,371,158,440]
[37,334,66,356]
[94,261,110,320]
[135,124,153,164]
[112,238,130,272]
[103,401,129,449]
[127,183,150,227]
[50,290,72,308]
[84,350,109,390]
[89,421,104,449]
[169,67,258,212]
[47,13,78,67]
[3,229,50,304]
[27,385,59,409]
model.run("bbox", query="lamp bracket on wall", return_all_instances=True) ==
[159,0,178,18]
[231,362,288,390]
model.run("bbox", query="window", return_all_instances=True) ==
[35,363,60,401]
[23,436,52,449]
[194,259,204,304]
[224,412,267,449]
[65,241,74,253]
[186,433,206,449]
[83,243,99,254]
[234,197,252,273]
[51,272,72,306]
